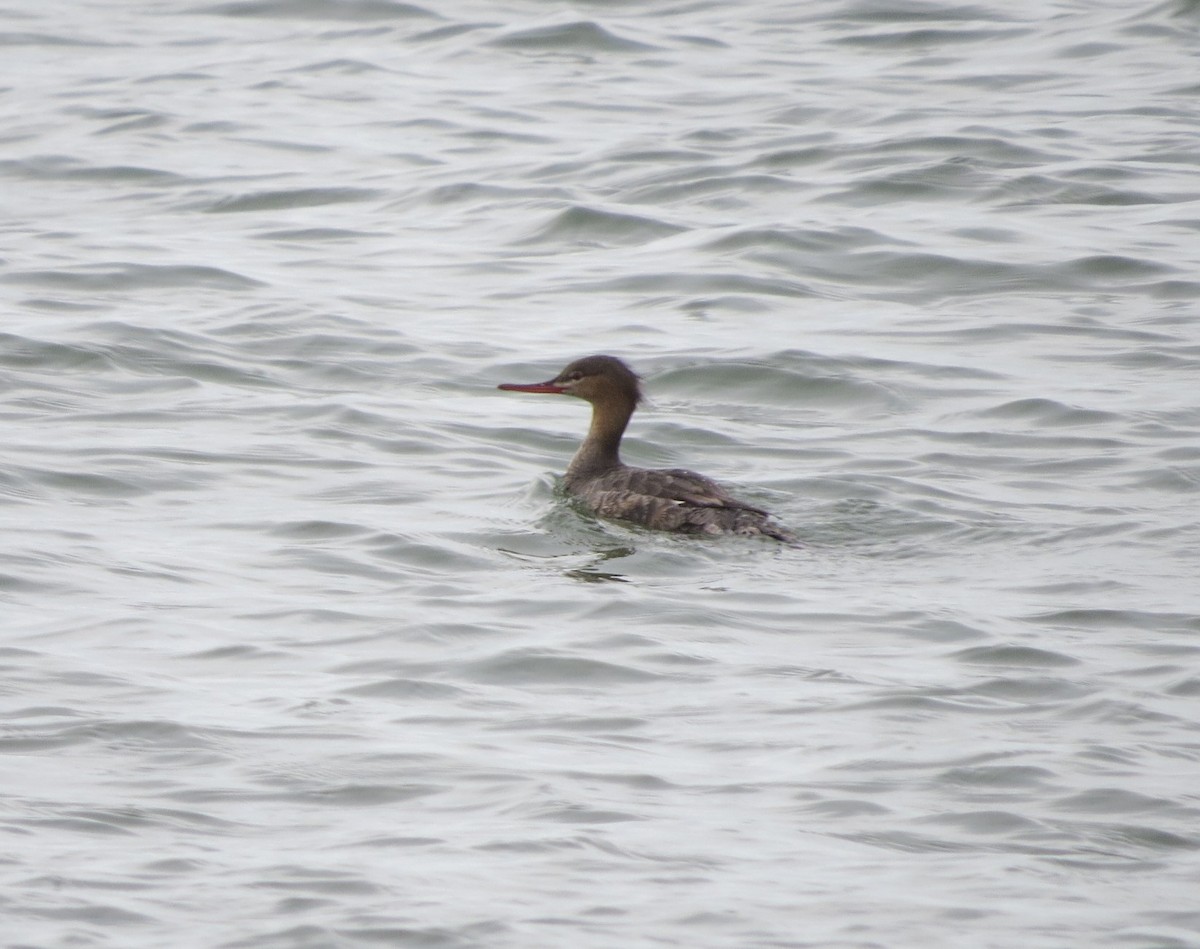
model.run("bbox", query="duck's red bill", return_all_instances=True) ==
[497,382,566,394]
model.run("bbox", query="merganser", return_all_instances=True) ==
[499,355,797,542]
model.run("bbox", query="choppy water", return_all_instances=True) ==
[3,1,1200,946]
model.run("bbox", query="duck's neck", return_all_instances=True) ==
[567,397,635,478]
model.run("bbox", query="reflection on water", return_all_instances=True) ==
[563,544,636,584]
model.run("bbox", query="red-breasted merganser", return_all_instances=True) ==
[499,355,797,542]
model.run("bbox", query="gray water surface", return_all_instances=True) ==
[3,1,1200,947]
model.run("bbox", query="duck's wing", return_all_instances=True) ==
[604,467,771,516]
[572,466,795,541]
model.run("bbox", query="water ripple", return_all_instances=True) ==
[4,1,1200,946]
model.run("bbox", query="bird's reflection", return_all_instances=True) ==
[563,543,635,583]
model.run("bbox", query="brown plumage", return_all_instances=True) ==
[499,355,797,543]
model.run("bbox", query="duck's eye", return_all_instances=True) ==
[566,371,583,382]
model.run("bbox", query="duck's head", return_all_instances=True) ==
[499,355,643,407]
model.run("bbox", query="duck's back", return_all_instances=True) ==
[565,464,795,541]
